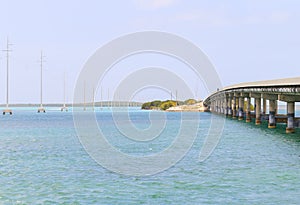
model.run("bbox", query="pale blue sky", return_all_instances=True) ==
[0,0,299,103]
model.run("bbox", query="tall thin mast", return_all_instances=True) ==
[2,37,13,115]
[107,88,109,108]
[175,90,178,106]
[3,38,12,108]
[40,51,44,107]
[100,86,103,109]
[63,72,66,108]
[83,81,86,111]
[37,51,46,113]
[61,72,68,111]
[92,86,95,110]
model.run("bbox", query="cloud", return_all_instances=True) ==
[175,9,232,27]
[131,2,292,29]
[133,0,178,10]
[175,9,291,27]
[245,11,291,25]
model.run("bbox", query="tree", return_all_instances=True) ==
[160,100,177,110]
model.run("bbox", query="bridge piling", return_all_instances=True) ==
[268,100,276,128]
[246,97,251,122]
[227,95,232,117]
[286,102,295,133]
[232,96,237,119]
[255,98,261,125]
[263,99,267,115]
[238,96,244,120]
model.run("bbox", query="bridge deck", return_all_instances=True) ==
[223,77,300,91]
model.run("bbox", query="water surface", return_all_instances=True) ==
[0,108,299,204]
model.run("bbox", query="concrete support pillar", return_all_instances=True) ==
[268,100,276,128]
[263,99,267,115]
[246,97,251,122]
[255,98,261,125]
[232,96,237,119]
[227,97,232,117]
[213,101,216,112]
[220,99,223,114]
[275,100,278,115]
[236,98,239,118]
[286,102,295,133]
[214,101,217,112]
[238,97,244,120]
[223,99,226,115]
[225,98,228,116]
[215,100,217,113]
[220,99,224,114]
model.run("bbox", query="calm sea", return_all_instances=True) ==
[0,107,300,204]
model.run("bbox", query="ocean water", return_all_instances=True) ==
[0,108,300,204]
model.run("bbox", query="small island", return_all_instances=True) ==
[141,99,209,112]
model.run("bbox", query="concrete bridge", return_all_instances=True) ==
[204,77,300,133]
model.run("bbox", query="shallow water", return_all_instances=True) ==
[0,108,300,204]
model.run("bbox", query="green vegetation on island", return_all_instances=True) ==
[141,100,179,110]
[184,99,197,105]
[141,99,201,111]
[141,99,254,112]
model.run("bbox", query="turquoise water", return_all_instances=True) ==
[1,108,300,204]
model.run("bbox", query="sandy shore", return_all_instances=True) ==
[166,102,209,112]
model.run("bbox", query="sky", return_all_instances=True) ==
[0,0,299,104]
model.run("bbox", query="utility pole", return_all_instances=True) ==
[107,88,110,108]
[92,86,95,111]
[100,86,103,109]
[2,37,13,115]
[175,90,178,106]
[38,51,46,113]
[61,72,68,111]
[83,81,86,111]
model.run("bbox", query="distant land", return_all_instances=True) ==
[0,101,143,107]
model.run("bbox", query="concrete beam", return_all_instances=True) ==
[234,92,240,97]
[279,94,300,102]
[240,93,249,97]
[261,93,278,100]
[250,92,261,98]
[227,92,234,97]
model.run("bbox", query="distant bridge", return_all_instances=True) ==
[204,77,300,133]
